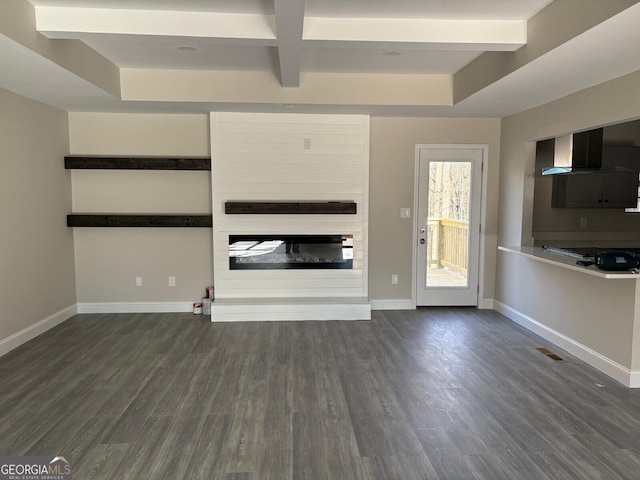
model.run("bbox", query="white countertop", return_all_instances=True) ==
[498,246,640,279]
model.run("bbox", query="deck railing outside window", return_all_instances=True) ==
[427,219,469,276]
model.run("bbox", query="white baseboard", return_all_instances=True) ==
[0,304,77,358]
[479,298,495,309]
[370,299,413,310]
[77,302,193,314]
[494,300,638,388]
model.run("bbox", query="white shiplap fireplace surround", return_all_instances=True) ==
[210,113,371,321]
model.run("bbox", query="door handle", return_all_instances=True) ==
[420,238,426,244]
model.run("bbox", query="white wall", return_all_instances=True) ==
[211,112,369,299]
[0,87,76,352]
[68,112,212,307]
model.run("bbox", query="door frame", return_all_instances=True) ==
[411,144,489,309]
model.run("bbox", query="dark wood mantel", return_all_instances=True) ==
[224,201,357,215]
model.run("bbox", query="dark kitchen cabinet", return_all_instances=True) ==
[551,171,638,208]
[602,146,640,170]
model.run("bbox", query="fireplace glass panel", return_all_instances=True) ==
[229,235,353,270]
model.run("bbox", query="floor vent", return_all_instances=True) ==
[536,347,566,362]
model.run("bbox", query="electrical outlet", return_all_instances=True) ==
[168,276,176,287]
[580,217,588,229]
[391,274,399,285]
[400,208,411,218]
[304,138,311,149]
[135,276,142,287]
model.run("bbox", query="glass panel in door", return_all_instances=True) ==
[426,161,471,288]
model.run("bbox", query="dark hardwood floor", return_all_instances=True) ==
[2,308,640,479]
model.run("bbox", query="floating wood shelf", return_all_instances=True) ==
[64,156,211,171]
[225,201,357,214]
[67,214,212,228]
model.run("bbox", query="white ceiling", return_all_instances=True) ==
[0,0,638,117]
[32,0,530,75]
[27,0,549,19]
[305,0,553,20]
[28,0,274,14]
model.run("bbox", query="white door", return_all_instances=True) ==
[415,146,483,306]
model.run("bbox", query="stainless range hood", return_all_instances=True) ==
[542,128,604,175]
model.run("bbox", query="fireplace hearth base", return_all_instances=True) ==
[211,297,371,322]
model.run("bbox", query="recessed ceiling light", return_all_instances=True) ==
[176,45,198,52]
[382,51,402,56]
[281,104,299,109]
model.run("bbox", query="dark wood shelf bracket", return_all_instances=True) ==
[224,201,357,215]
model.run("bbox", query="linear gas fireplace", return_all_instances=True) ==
[229,234,353,270]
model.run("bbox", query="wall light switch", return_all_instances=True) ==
[168,276,176,287]
[391,274,399,285]
[400,208,411,218]
[135,276,142,287]
[580,217,588,229]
